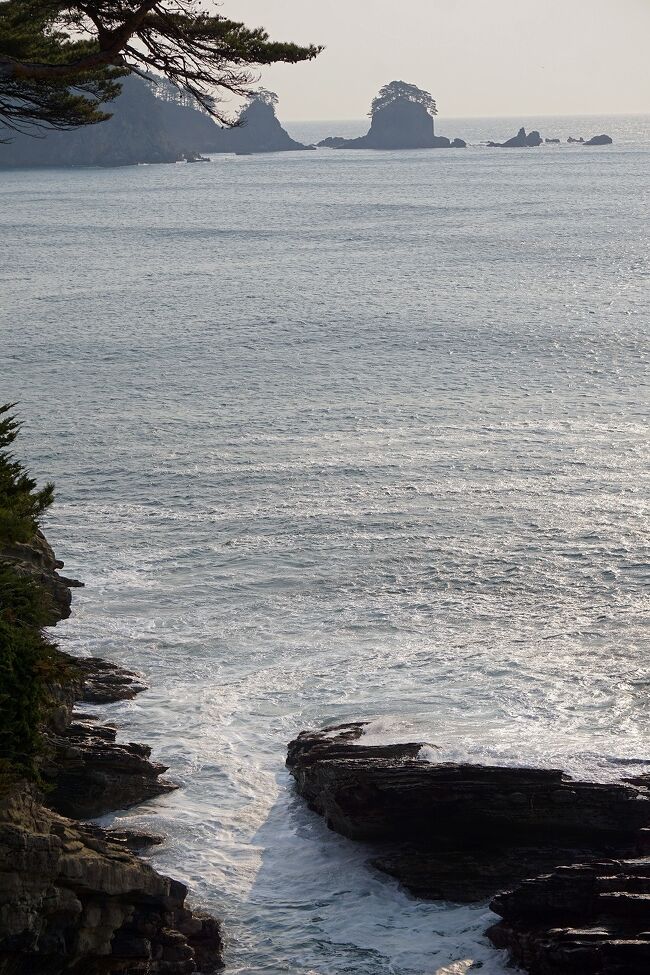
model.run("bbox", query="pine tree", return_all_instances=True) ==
[0,1,322,133]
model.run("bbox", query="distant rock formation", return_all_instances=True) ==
[585,133,613,145]
[487,126,543,148]
[0,79,306,167]
[318,80,465,150]
[545,137,560,143]
[217,92,307,154]
[568,136,585,143]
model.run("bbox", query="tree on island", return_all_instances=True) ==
[0,0,321,134]
[251,87,279,108]
[370,80,437,119]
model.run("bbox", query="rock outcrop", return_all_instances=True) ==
[487,127,543,148]
[0,531,82,624]
[488,860,650,974]
[216,96,307,154]
[0,786,222,975]
[287,723,650,972]
[585,133,613,146]
[0,535,224,973]
[318,81,465,150]
[43,712,178,820]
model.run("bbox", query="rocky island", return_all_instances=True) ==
[318,81,466,150]
[0,408,223,974]
[287,722,650,974]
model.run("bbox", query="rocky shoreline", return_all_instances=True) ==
[0,534,223,974]
[287,722,650,974]
[4,528,647,974]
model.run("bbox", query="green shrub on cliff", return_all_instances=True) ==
[0,404,54,544]
[0,405,61,777]
[0,570,56,773]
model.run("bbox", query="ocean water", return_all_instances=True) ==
[1,114,649,974]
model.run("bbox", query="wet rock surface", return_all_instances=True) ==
[288,724,650,972]
[488,859,650,974]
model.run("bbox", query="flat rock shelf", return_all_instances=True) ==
[287,722,650,974]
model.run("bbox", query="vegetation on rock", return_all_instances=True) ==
[0,405,67,777]
[370,80,437,118]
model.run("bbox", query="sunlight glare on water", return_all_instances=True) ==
[1,114,649,973]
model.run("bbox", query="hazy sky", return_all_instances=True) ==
[222,0,650,120]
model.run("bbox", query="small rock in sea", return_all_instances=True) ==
[585,133,613,145]
[487,127,543,148]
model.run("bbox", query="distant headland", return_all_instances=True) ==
[0,77,614,168]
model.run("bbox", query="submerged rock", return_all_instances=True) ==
[287,723,650,903]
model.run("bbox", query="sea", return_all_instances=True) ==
[1,113,649,975]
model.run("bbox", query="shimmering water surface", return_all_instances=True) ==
[1,114,649,975]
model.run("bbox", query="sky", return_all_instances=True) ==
[221,0,650,120]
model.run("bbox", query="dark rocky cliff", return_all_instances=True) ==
[288,723,650,975]
[0,534,224,974]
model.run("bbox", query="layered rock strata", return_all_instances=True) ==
[0,530,82,623]
[488,860,650,974]
[0,535,223,974]
[0,786,222,975]
[287,723,650,973]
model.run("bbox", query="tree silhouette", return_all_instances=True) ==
[0,1,321,133]
[251,88,279,108]
[370,80,437,118]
